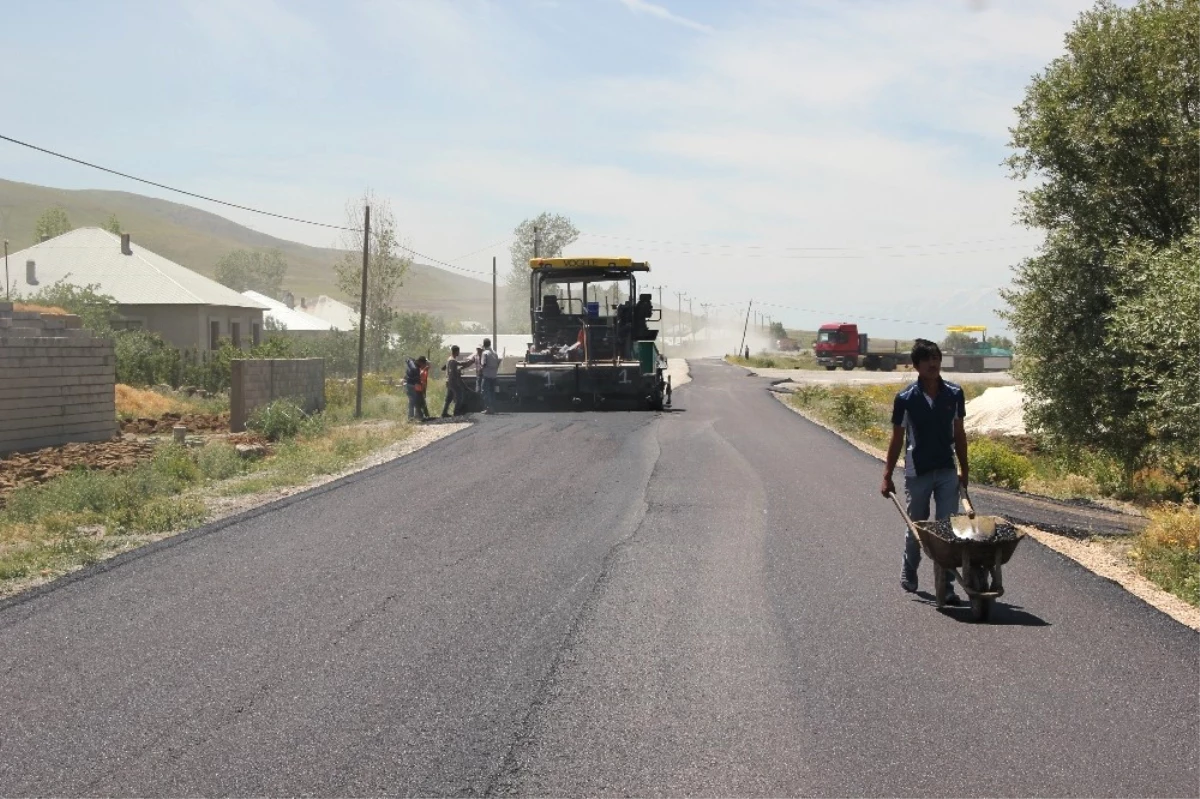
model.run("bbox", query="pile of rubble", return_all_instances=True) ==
[120,412,230,435]
[0,439,157,506]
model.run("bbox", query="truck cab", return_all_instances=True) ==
[814,322,864,370]
[813,322,905,371]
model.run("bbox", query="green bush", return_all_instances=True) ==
[969,438,1034,490]
[248,398,311,441]
[196,443,245,481]
[114,330,182,386]
[831,391,873,429]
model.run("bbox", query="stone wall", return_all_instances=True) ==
[0,303,117,454]
[230,358,325,432]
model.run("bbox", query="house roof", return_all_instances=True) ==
[6,228,267,309]
[242,290,338,332]
[300,295,359,331]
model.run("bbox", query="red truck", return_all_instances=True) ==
[813,322,907,371]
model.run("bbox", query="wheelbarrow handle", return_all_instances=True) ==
[887,492,923,546]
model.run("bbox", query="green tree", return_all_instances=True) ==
[769,321,787,341]
[34,207,72,241]
[942,331,979,353]
[392,310,446,361]
[334,194,410,372]
[1001,0,1199,473]
[18,280,116,332]
[214,249,289,297]
[504,212,579,332]
[104,214,122,235]
[1106,228,1199,455]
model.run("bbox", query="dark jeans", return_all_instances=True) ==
[481,377,496,411]
[443,383,465,416]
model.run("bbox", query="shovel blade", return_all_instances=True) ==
[951,513,997,540]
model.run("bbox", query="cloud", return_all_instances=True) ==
[618,0,713,33]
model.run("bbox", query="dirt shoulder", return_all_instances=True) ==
[769,390,1199,631]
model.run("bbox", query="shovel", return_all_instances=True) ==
[950,485,996,541]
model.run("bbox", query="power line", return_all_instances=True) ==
[0,132,358,232]
[577,230,1040,254]
[446,236,512,263]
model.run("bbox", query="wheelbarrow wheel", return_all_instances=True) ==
[970,596,992,622]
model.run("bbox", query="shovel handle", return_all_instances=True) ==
[961,485,976,519]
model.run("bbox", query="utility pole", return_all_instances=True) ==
[739,300,753,359]
[3,240,8,300]
[674,291,686,345]
[533,226,540,259]
[492,255,497,345]
[354,205,371,419]
[687,297,694,342]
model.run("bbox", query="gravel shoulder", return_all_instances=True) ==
[769,390,1199,631]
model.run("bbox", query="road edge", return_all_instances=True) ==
[768,390,1200,631]
[0,420,472,611]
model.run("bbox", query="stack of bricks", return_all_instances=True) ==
[0,302,117,454]
[230,358,326,432]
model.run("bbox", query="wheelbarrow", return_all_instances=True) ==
[889,489,1025,622]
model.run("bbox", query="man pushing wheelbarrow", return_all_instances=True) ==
[880,338,1024,621]
[880,338,969,604]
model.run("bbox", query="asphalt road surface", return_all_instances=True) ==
[1,360,1195,797]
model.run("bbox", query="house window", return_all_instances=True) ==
[231,322,241,348]
[210,320,221,350]
[252,323,261,347]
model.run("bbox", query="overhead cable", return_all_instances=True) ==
[0,133,358,232]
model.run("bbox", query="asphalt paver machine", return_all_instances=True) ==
[508,256,671,410]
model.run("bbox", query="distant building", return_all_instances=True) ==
[242,290,338,339]
[291,294,358,332]
[6,228,266,350]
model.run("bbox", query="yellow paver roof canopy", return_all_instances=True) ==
[946,325,988,334]
[529,257,649,270]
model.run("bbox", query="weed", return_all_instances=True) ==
[969,438,1033,490]
[248,398,311,441]
[196,443,245,481]
[1129,504,1199,606]
[831,391,874,429]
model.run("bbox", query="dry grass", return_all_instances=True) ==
[1129,504,1200,606]
[13,302,69,315]
[115,384,181,417]
[114,384,228,419]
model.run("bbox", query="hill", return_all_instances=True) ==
[0,178,494,322]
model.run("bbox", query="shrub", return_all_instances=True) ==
[831,391,873,429]
[248,398,311,441]
[969,438,1033,490]
[1130,504,1200,606]
[114,330,182,387]
[196,443,245,481]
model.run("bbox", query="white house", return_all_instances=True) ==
[242,290,339,339]
[6,228,267,351]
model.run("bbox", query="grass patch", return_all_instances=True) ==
[115,383,229,419]
[727,353,821,370]
[1129,504,1199,606]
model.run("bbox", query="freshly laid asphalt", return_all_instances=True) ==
[1,359,1195,797]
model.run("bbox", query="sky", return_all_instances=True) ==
[0,0,1103,339]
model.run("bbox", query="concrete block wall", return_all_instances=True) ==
[230,358,326,432]
[0,303,117,454]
